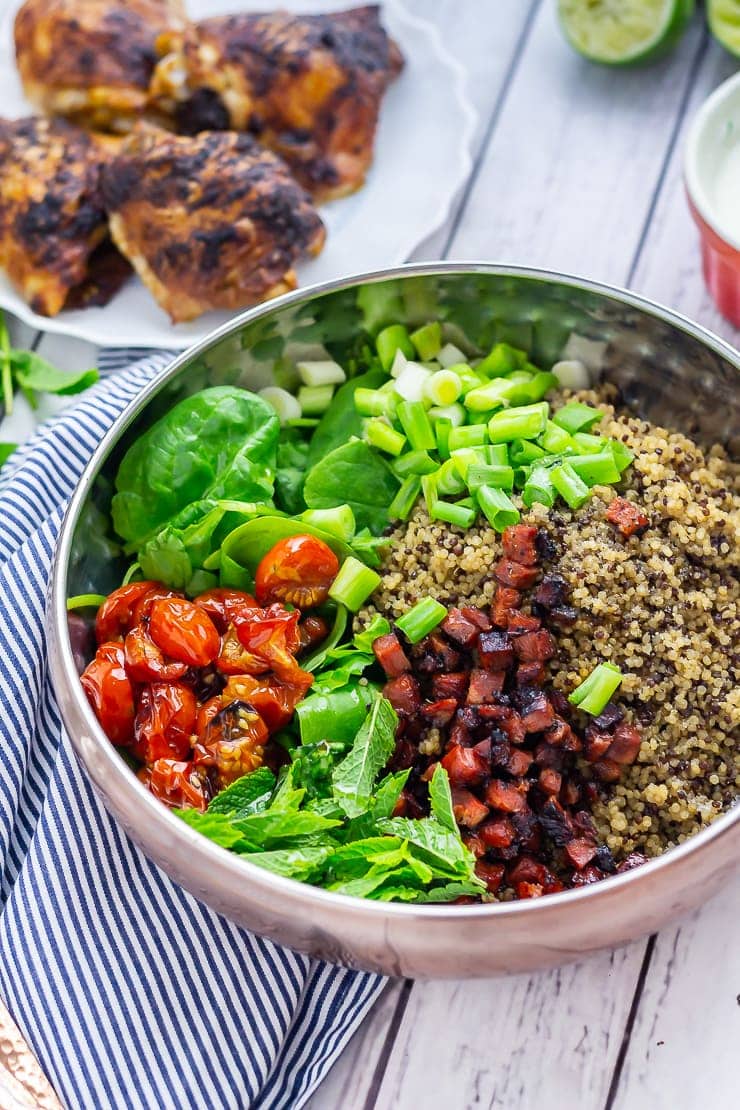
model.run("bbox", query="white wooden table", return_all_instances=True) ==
[3,2,739,1108]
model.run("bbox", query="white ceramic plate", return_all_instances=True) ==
[0,0,475,349]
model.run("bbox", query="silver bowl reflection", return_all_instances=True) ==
[49,264,740,978]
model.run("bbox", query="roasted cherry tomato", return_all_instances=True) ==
[216,624,270,676]
[149,597,220,667]
[94,581,158,644]
[236,605,308,683]
[298,614,330,653]
[147,759,207,811]
[223,673,312,730]
[254,534,339,608]
[133,683,197,764]
[131,586,184,627]
[196,695,222,741]
[124,625,188,683]
[81,641,135,745]
[194,588,259,633]
[194,700,269,786]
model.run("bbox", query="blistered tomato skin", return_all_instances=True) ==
[80,641,135,745]
[133,683,197,764]
[148,759,208,811]
[254,534,339,608]
[94,581,158,643]
[149,597,220,667]
[124,624,189,683]
[194,588,259,632]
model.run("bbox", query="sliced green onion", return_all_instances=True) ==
[476,342,528,378]
[354,387,395,418]
[485,444,510,466]
[463,378,512,413]
[388,475,422,521]
[450,447,486,481]
[550,461,590,509]
[67,593,107,611]
[377,324,415,371]
[431,500,477,528]
[438,342,467,368]
[448,424,487,452]
[539,420,577,454]
[553,401,603,435]
[394,362,432,403]
[487,402,549,443]
[522,464,555,508]
[436,458,467,496]
[258,386,301,425]
[286,417,320,428]
[476,485,520,532]
[573,432,607,454]
[424,369,462,407]
[301,505,356,541]
[608,439,634,473]
[397,401,435,450]
[509,370,557,403]
[328,557,381,611]
[567,451,620,486]
[466,463,514,492]
[509,438,547,466]
[428,402,466,428]
[410,321,442,361]
[552,359,590,390]
[396,597,448,643]
[568,662,623,715]
[435,418,452,460]
[365,418,406,456]
[393,449,438,477]
[421,473,438,515]
[298,384,334,415]
[447,364,485,395]
[389,348,409,379]
[296,359,346,387]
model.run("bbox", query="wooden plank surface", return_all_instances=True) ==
[0,1,737,1108]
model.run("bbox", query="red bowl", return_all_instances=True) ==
[685,72,740,328]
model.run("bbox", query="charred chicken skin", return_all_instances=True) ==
[0,116,130,316]
[152,4,404,200]
[100,125,326,323]
[14,0,186,132]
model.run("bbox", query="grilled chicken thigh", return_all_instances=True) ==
[0,116,130,316]
[14,0,185,132]
[100,126,326,323]
[152,5,403,200]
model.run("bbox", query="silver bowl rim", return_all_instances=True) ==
[51,260,740,922]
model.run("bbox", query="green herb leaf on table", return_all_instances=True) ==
[10,350,99,397]
[0,442,18,465]
[303,439,400,534]
[331,692,398,818]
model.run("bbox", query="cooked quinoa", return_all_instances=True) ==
[360,386,740,861]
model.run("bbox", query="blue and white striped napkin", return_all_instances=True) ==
[0,350,384,1110]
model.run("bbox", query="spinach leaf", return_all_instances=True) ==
[11,350,99,396]
[332,693,398,818]
[274,429,310,515]
[353,615,391,652]
[303,440,400,535]
[245,846,333,881]
[219,515,352,584]
[428,765,456,832]
[112,387,280,549]
[310,652,374,693]
[138,500,225,589]
[306,368,385,468]
[301,605,348,673]
[207,767,276,817]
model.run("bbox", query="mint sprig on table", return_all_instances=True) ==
[0,309,100,466]
[176,690,485,903]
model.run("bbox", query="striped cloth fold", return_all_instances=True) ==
[0,350,384,1110]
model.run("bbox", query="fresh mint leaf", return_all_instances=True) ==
[245,846,333,881]
[331,693,398,818]
[326,836,404,881]
[376,880,484,904]
[428,765,456,832]
[234,810,342,850]
[344,770,410,842]
[378,818,482,883]
[207,767,276,817]
[291,739,351,800]
[174,809,250,851]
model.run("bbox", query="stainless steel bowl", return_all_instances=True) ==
[49,264,740,978]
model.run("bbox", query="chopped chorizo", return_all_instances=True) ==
[512,629,556,663]
[606,722,642,765]
[494,558,540,589]
[477,630,514,670]
[466,668,505,704]
[491,586,521,628]
[383,674,421,717]
[606,497,649,537]
[451,787,489,828]
[485,779,528,813]
[431,671,469,700]
[373,632,411,677]
[502,524,539,565]
[421,698,458,726]
[564,837,598,870]
[441,608,480,648]
[441,744,488,787]
[475,861,505,893]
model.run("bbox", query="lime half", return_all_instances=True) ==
[708,0,740,57]
[558,0,695,66]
